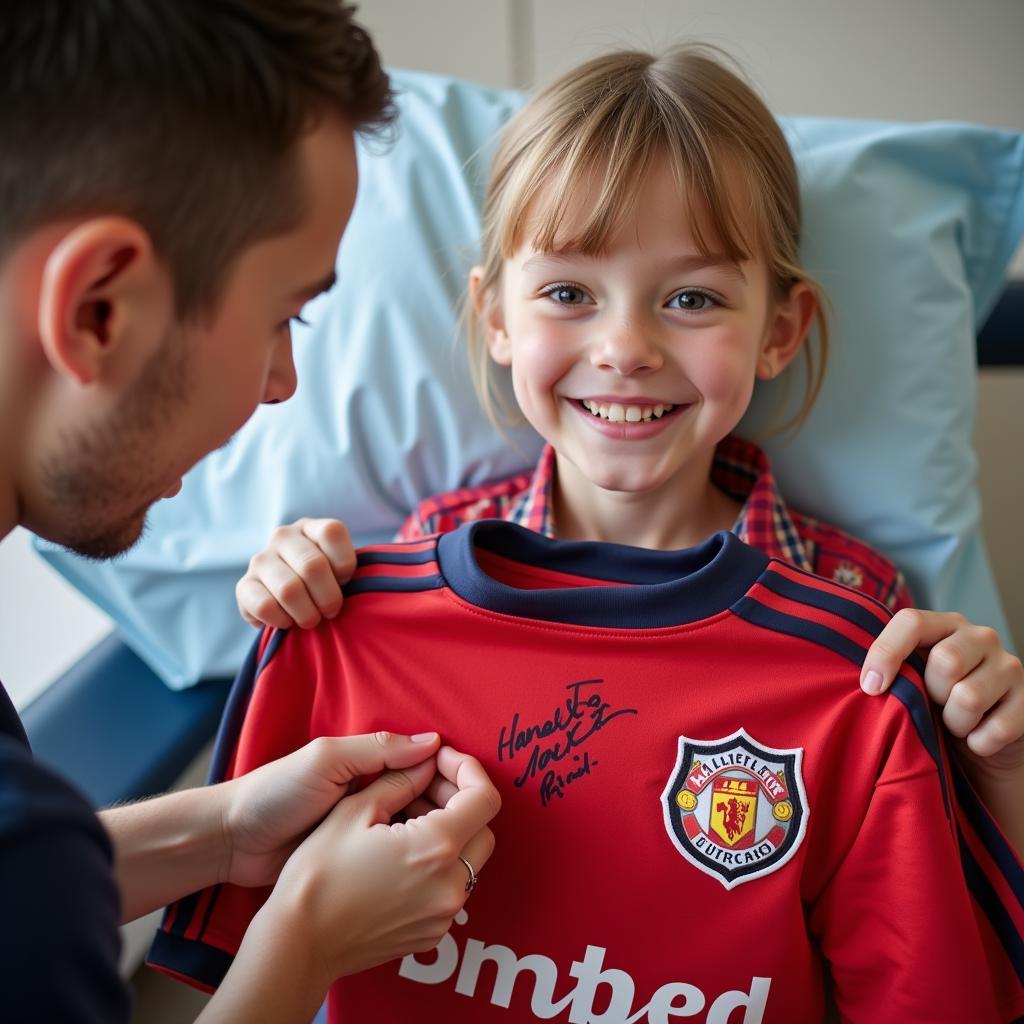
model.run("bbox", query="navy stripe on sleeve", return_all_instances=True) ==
[343,573,445,596]
[148,927,234,990]
[206,628,286,786]
[958,826,1024,985]
[165,890,203,941]
[760,569,888,639]
[163,629,289,944]
[197,883,224,943]
[950,757,1024,911]
[759,567,927,678]
[356,547,439,567]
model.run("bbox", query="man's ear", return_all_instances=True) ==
[37,217,173,386]
[757,281,817,380]
[469,265,511,366]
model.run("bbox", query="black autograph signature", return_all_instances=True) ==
[497,679,637,806]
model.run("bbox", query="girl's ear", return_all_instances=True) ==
[469,265,511,366]
[757,281,816,380]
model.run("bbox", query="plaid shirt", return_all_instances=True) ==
[398,435,912,611]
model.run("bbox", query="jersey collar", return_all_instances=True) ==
[436,520,770,628]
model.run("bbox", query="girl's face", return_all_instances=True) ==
[481,158,808,513]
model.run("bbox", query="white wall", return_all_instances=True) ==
[0,528,112,707]
[3,0,1022,701]
[359,0,1024,130]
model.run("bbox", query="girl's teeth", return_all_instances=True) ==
[581,400,675,422]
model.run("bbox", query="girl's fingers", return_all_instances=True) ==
[861,609,964,694]
[274,530,344,619]
[236,576,298,630]
[254,552,322,628]
[300,518,357,582]
[941,666,1010,739]
[961,677,1024,759]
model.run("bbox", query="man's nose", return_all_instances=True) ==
[262,333,298,405]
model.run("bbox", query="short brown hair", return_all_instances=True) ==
[471,45,829,432]
[0,0,394,316]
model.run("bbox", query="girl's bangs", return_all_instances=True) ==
[500,131,758,265]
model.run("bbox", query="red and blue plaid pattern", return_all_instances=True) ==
[398,435,912,610]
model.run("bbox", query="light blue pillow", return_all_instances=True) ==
[36,70,1024,687]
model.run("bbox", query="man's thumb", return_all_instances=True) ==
[351,758,436,824]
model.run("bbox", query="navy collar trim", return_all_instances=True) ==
[436,521,769,629]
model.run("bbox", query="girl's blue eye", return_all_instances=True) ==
[544,284,588,305]
[668,290,715,312]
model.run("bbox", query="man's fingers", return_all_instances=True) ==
[424,775,459,809]
[349,758,436,824]
[304,731,441,785]
[862,609,969,694]
[426,748,501,848]
[459,825,496,876]
[403,796,439,819]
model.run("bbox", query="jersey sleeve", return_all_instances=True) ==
[147,627,317,991]
[0,739,131,1023]
[808,707,1024,1022]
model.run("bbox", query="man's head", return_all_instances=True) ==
[0,1,392,556]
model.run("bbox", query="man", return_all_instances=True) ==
[0,3,498,1020]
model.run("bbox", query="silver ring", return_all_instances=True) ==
[458,855,478,894]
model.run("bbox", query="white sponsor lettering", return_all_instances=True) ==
[398,911,771,1023]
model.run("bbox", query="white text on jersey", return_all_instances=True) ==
[399,911,771,1023]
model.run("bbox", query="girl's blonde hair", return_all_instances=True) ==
[468,44,829,432]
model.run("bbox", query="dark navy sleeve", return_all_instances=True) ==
[0,733,132,1023]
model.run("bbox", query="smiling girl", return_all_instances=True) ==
[238,45,1024,856]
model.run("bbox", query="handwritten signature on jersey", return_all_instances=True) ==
[497,679,638,807]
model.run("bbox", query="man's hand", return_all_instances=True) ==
[255,745,499,984]
[217,730,444,889]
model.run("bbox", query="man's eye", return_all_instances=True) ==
[279,314,312,332]
[542,284,589,305]
[667,289,716,312]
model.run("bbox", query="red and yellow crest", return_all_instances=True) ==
[710,776,758,848]
[661,728,808,889]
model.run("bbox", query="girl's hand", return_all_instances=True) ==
[236,517,355,629]
[861,609,1024,771]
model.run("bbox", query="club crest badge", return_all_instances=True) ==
[661,728,808,889]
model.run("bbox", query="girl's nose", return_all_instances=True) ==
[590,320,663,375]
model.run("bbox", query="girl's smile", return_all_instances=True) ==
[568,395,689,440]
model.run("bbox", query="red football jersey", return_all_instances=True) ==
[150,523,1024,1023]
